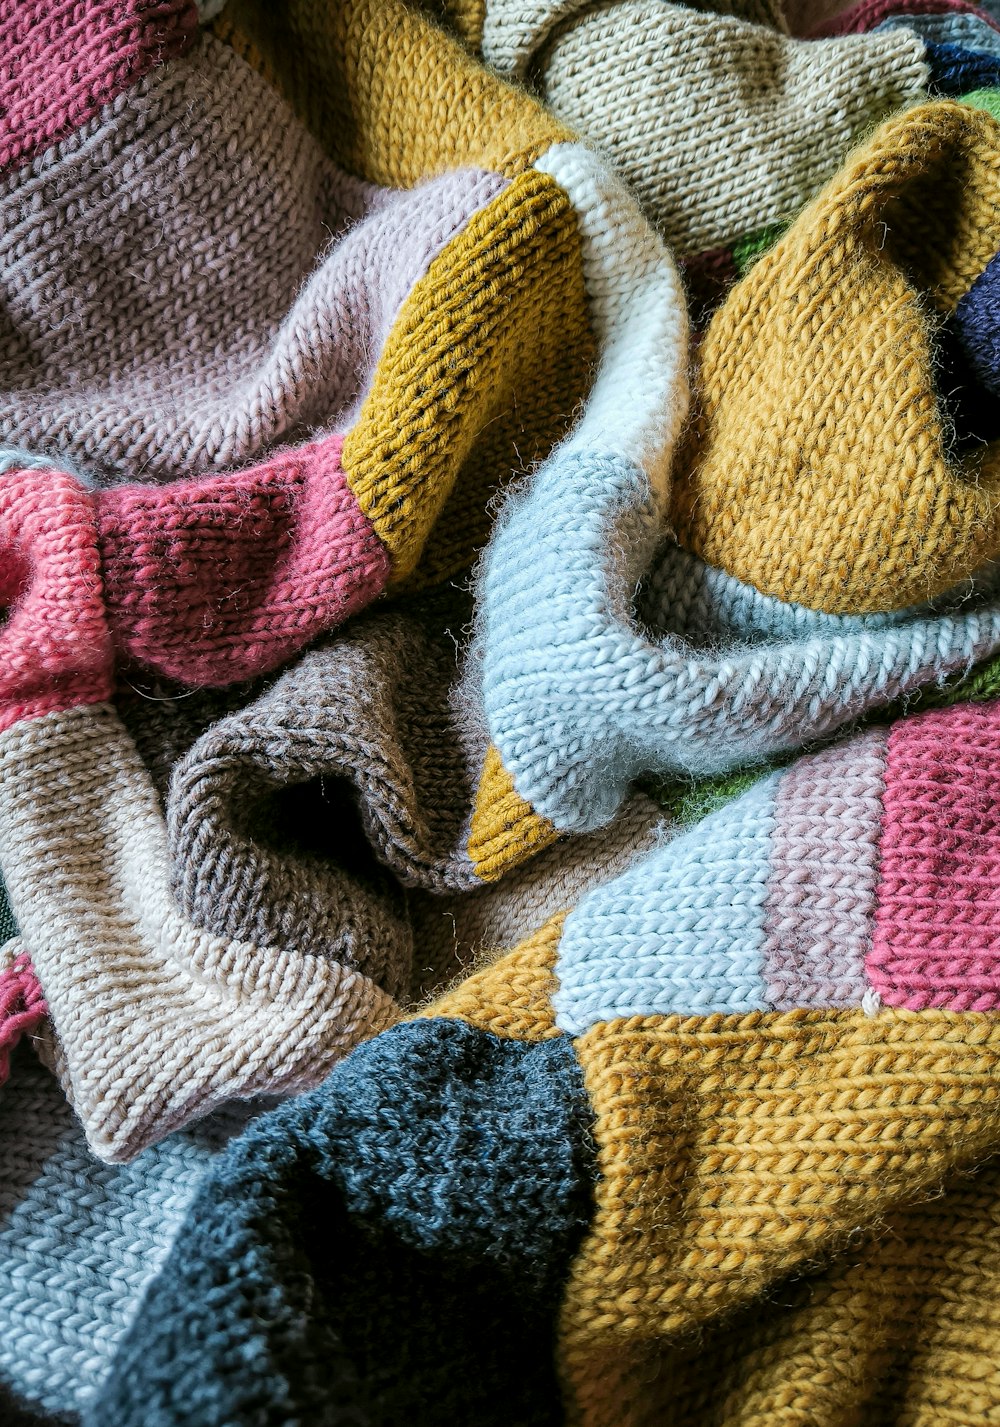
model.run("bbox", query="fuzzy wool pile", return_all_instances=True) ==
[5,0,1000,1423]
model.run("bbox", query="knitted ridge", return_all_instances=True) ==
[0,1052,254,1421]
[0,704,400,1162]
[84,1018,597,1427]
[471,0,929,253]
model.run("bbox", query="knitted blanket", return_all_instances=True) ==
[5,0,1000,1422]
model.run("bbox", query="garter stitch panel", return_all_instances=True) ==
[472,0,928,253]
[0,704,400,1161]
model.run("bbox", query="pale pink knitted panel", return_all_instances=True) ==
[869,701,1000,1010]
[0,0,198,175]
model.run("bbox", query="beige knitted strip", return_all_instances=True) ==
[483,0,928,253]
[0,704,399,1162]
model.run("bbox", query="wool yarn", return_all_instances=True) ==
[472,118,1000,869]
[0,1,593,596]
[0,1050,253,1421]
[670,101,1000,611]
[0,701,401,1162]
[880,9,1000,54]
[7,0,1000,1420]
[85,1018,597,1427]
[79,692,1000,1423]
[0,0,612,1158]
[441,0,930,252]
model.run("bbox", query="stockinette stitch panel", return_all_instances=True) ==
[0,1051,254,1421]
[650,1152,1000,1426]
[671,99,1000,612]
[476,443,1000,863]
[549,699,1000,1035]
[82,919,1000,1427]
[0,0,198,175]
[0,27,504,488]
[470,0,929,253]
[560,1005,1000,1426]
[0,703,400,1162]
[212,0,598,587]
[471,109,1000,870]
[85,1018,596,1427]
[0,447,392,705]
[163,586,480,962]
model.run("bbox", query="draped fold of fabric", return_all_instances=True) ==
[5,1,1000,1424]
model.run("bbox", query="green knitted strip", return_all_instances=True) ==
[960,87,1000,123]
[732,221,787,276]
[0,870,17,945]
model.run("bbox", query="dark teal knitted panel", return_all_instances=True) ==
[89,1019,596,1427]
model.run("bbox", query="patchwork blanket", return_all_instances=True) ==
[4,0,1000,1422]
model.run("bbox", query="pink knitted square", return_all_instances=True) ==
[0,468,113,731]
[99,434,392,685]
[0,952,46,1085]
[869,701,1000,1010]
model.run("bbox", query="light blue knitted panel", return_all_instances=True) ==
[479,446,1000,834]
[0,444,93,483]
[0,1054,249,1418]
[878,13,1000,59]
[638,540,1000,645]
[552,771,778,1036]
